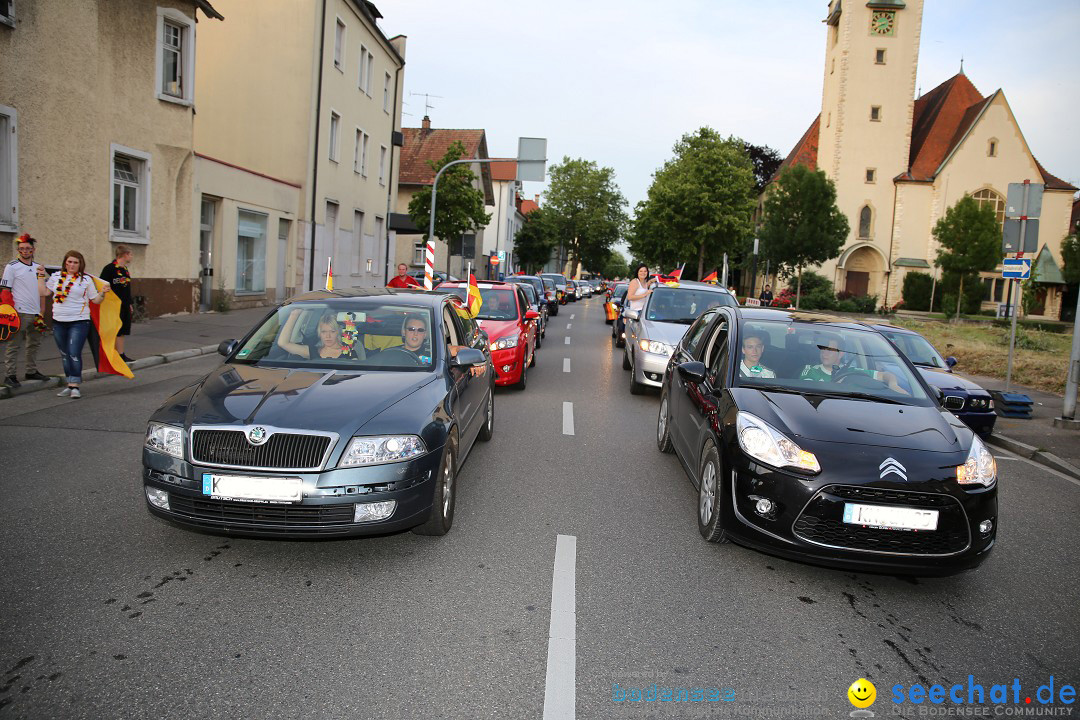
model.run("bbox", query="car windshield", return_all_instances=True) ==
[878,328,948,368]
[732,318,931,404]
[644,287,736,323]
[612,285,628,302]
[231,301,437,371]
[441,286,518,321]
[518,283,539,305]
[541,274,566,287]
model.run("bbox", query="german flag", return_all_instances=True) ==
[701,270,718,284]
[88,275,133,379]
[467,272,483,318]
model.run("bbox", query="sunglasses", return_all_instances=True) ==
[406,326,426,333]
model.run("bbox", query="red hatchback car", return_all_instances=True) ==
[435,281,539,390]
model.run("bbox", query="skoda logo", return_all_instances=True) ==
[247,426,269,445]
[879,457,907,480]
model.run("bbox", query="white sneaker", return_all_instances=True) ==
[57,387,72,397]
[70,387,81,399]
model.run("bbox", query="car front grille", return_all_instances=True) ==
[168,494,355,527]
[191,429,332,470]
[793,484,970,556]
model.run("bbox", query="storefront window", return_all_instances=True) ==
[237,210,267,293]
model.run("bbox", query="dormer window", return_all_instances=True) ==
[988,139,998,157]
[870,106,882,122]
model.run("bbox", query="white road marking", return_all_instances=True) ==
[563,358,571,373]
[564,336,570,345]
[570,314,575,319]
[562,401,574,435]
[993,449,1080,488]
[566,323,572,329]
[542,534,577,720]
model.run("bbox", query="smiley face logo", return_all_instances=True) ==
[848,678,876,708]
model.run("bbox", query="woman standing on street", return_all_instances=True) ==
[625,263,656,314]
[100,244,134,362]
[39,251,110,398]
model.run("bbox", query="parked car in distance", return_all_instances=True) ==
[142,289,494,539]
[869,323,996,437]
[574,280,592,299]
[623,281,738,394]
[511,279,547,348]
[437,280,538,390]
[657,306,997,576]
[540,273,570,306]
[508,274,550,338]
[539,276,560,316]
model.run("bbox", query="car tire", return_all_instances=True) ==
[413,440,457,536]
[657,391,674,454]
[697,443,729,543]
[514,359,528,391]
[629,365,646,395]
[535,329,542,349]
[478,384,494,442]
[622,348,632,371]
[529,345,536,367]
[550,306,559,317]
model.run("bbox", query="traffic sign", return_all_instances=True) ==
[1006,182,1043,219]
[1002,258,1031,279]
[1002,218,1038,253]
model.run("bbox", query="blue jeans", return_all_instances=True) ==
[52,320,91,384]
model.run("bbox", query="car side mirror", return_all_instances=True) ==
[452,347,486,367]
[524,310,540,320]
[945,356,958,369]
[218,339,238,357]
[677,361,707,385]
[624,309,640,321]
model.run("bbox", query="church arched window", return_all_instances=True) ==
[972,188,1005,230]
[858,205,873,239]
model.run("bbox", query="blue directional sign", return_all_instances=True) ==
[1002,258,1031,279]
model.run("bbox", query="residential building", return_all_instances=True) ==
[0,0,223,316]
[484,162,525,279]
[395,117,493,281]
[768,0,1076,319]
[193,0,404,309]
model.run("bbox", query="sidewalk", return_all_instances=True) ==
[0,307,271,399]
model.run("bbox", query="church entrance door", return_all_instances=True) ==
[846,271,869,297]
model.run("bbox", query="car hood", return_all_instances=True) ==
[915,366,988,393]
[731,387,965,453]
[187,363,435,436]
[639,319,691,346]
[476,318,520,339]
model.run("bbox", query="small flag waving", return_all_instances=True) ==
[88,275,133,379]
[701,270,718,284]
[467,272,483,318]
[668,263,685,281]
[325,257,334,292]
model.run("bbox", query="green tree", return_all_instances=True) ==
[630,128,757,279]
[1062,234,1080,285]
[512,207,557,274]
[599,250,629,279]
[743,142,784,194]
[407,141,491,244]
[933,195,1001,320]
[543,157,629,279]
[758,164,849,307]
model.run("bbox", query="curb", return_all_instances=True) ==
[0,344,219,400]
[984,432,1080,481]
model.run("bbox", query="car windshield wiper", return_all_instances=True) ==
[742,383,804,395]
[911,361,941,368]
[803,389,908,405]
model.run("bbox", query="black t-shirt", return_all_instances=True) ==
[100,261,132,306]
[306,340,357,360]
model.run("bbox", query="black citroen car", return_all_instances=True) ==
[657,306,997,575]
[142,289,493,538]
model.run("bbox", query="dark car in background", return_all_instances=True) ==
[609,283,629,346]
[142,290,493,539]
[657,307,997,575]
[539,276,559,316]
[870,323,996,437]
[540,273,571,306]
[408,270,458,285]
[508,275,549,340]
[511,279,547,347]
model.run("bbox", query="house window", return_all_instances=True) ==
[111,144,151,242]
[364,49,374,96]
[353,129,363,174]
[858,205,872,239]
[334,18,345,70]
[0,0,13,27]
[865,168,876,183]
[156,8,195,104]
[413,244,425,266]
[378,145,387,186]
[236,210,267,293]
[0,105,17,232]
[374,216,385,269]
[383,72,392,113]
[353,209,365,274]
[973,188,1006,230]
[875,49,886,64]
[329,111,340,162]
[358,45,373,94]
[870,106,881,121]
[988,139,998,157]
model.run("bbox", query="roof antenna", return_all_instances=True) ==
[409,92,443,117]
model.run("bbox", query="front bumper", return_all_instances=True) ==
[491,346,525,386]
[633,348,671,387]
[142,446,443,538]
[956,408,996,437]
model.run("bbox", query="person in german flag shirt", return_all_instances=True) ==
[387,263,422,289]
[99,244,134,361]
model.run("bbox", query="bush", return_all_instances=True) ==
[786,271,836,310]
[901,271,934,311]
[939,272,983,315]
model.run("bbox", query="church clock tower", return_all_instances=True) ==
[817,0,924,297]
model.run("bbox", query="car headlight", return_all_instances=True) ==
[145,422,184,459]
[736,412,820,474]
[490,335,519,351]
[969,396,993,411]
[339,435,427,467]
[638,339,673,355]
[956,433,996,487]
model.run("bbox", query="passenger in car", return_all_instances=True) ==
[800,335,906,393]
[276,309,363,360]
[738,331,776,379]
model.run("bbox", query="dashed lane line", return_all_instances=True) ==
[563,358,570,373]
[542,534,577,720]
[562,402,574,435]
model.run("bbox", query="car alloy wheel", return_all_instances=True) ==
[622,347,631,371]
[413,442,457,536]
[657,393,674,453]
[478,384,494,441]
[697,444,728,543]
[515,358,528,391]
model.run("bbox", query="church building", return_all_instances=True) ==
[770,0,1076,318]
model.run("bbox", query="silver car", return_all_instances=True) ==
[622,281,737,394]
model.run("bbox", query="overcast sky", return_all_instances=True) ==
[382,0,1079,216]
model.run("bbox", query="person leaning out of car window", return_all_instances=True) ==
[276,309,363,360]
[800,334,907,393]
[738,331,776,379]
[625,264,656,313]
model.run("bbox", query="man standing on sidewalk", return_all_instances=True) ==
[386,263,422,289]
[1,234,50,387]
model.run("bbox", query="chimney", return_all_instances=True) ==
[422,116,431,131]
[534,194,539,203]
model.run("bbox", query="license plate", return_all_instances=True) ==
[843,503,939,531]
[202,473,302,503]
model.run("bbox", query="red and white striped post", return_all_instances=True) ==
[424,240,435,290]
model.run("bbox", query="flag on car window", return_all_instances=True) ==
[467,273,483,317]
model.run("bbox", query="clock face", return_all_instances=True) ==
[870,10,896,35]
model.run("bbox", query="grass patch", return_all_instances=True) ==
[891,317,1073,395]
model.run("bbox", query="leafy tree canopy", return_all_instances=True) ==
[513,207,557,274]
[543,157,629,279]
[1062,234,1080,286]
[407,141,491,243]
[744,142,784,194]
[599,249,629,279]
[932,194,1002,319]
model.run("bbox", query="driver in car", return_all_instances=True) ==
[400,313,486,377]
[738,332,776,379]
[801,335,906,393]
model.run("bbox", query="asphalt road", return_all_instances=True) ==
[1,296,1077,719]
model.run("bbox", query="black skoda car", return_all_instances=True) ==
[142,289,493,538]
[657,306,997,575]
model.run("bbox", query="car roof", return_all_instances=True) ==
[437,280,516,288]
[654,280,731,293]
[286,288,448,309]
[733,306,877,331]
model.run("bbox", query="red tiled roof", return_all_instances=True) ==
[490,161,517,182]
[907,73,986,181]
[520,199,539,215]
[770,115,819,185]
[399,127,488,185]
[1034,158,1077,192]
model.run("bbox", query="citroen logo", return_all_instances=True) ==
[247,426,269,445]
[879,457,907,480]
